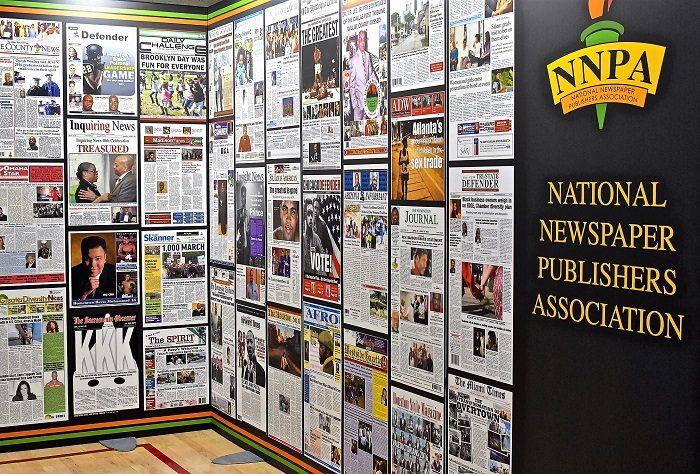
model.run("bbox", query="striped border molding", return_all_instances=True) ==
[0,0,277,25]
[0,411,324,474]
[0,412,211,447]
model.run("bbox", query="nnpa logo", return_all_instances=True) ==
[546,0,666,129]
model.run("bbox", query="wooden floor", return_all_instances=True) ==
[0,430,283,473]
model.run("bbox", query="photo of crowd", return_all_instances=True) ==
[407,342,434,373]
[161,251,205,279]
[265,16,299,60]
[0,19,60,40]
[391,406,442,474]
[140,71,206,117]
[344,372,366,409]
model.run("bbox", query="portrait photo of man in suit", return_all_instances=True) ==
[348,30,378,121]
[242,329,265,387]
[110,154,137,203]
[71,235,116,301]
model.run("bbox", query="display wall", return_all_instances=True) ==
[0,1,697,473]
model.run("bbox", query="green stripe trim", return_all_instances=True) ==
[0,417,211,447]
[0,0,208,20]
[211,419,306,474]
[208,0,259,20]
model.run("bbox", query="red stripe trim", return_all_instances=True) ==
[141,443,191,474]
[0,447,110,465]
[0,443,191,473]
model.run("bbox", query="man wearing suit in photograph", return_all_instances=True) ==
[236,184,251,265]
[348,30,378,121]
[71,235,116,301]
[242,329,265,387]
[110,154,137,202]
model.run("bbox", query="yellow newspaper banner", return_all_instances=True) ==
[548,42,665,105]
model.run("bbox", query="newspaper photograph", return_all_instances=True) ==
[69,230,139,308]
[210,265,236,417]
[0,18,62,160]
[391,90,445,202]
[72,311,138,416]
[390,205,445,396]
[234,12,265,163]
[236,303,267,431]
[267,163,301,309]
[209,119,236,267]
[66,23,137,115]
[144,325,208,410]
[142,230,206,327]
[389,0,444,91]
[267,305,302,452]
[343,330,389,474]
[0,288,67,427]
[392,386,444,474]
[303,302,342,473]
[301,0,341,169]
[235,167,266,306]
[208,22,233,118]
[0,163,65,286]
[448,1,514,160]
[448,375,512,474]
[343,165,388,333]
[302,174,341,304]
[140,123,206,226]
[265,0,301,160]
[448,167,513,384]
[139,29,207,120]
[341,0,389,160]
[67,118,138,226]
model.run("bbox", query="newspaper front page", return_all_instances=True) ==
[144,326,208,410]
[73,311,139,416]
[391,386,444,474]
[236,303,267,431]
[302,174,342,304]
[303,302,342,472]
[67,118,138,226]
[138,29,207,121]
[448,167,513,384]
[0,18,63,160]
[343,165,388,333]
[301,0,341,169]
[69,230,139,308]
[389,0,445,91]
[140,123,206,226]
[390,205,445,396]
[448,1,514,160]
[267,163,301,308]
[209,119,236,267]
[208,22,234,118]
[390,90,445,202]
[341,0,389,160]
[234,12,265,163]
[448,375,512,474]
[343,330,389,474]
[66,23,137,115]
[142,230,207,326]
[0,163,65,286]
[267,305,302,451]
[210,266,236,417]
[264,0,301,160]
[0,288,67,427]
[235,167,266,306]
